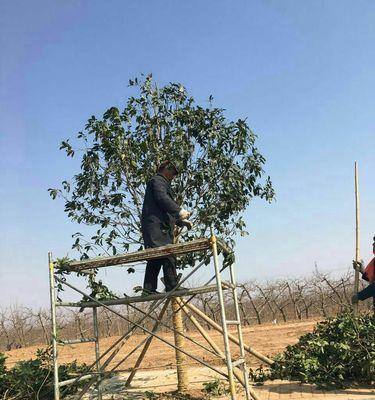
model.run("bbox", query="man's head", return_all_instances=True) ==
[157,160,178,182]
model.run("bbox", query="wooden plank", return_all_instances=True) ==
[60,237,232,272]
[56,283,225,308]
[63,238,210,272]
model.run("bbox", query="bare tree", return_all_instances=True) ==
[1,269,373,351]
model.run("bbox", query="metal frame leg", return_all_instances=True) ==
[93,307,102,400]
[210,228,236,400]
[48,252,60,400]
[230,263,251,400]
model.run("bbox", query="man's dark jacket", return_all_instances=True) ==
[141,174,180,248]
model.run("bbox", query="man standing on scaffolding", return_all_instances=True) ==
[141,160,192,295]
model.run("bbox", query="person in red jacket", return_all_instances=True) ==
[352,236,375,309]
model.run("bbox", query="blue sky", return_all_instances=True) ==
[1,0,374,309]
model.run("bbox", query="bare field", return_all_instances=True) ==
[5,319,317,368]
[6,319,375,399]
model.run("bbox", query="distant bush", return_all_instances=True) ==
[0,347,87,399]
[270,312,375,389]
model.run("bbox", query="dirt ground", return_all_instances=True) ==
[91,366,375,400]
[5,319,375,399]
[5,319,317,369]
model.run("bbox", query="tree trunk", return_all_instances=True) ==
[171,298,189,392]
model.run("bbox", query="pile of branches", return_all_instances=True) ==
[268,312,375,388]
[0,347,87,399]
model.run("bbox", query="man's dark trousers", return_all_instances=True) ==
[143,257,177,292]
[141,173,182,292]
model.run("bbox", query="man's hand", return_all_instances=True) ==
[179,208,191,219]
[180,219,193,230]
[352,260,364,273]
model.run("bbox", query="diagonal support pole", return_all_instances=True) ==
[181,299,273,366]
[124,299,171,387]
[177,298,262,400]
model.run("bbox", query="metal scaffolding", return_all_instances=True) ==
[49,230,271,400]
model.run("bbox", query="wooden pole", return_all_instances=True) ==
[177,298,263,400]
[171,297,189,392]
[125,299,170,387]
[181,299,273,365]
[353,161,360,315]
[176,298,224,355]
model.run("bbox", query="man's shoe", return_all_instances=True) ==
[141,289,160,297]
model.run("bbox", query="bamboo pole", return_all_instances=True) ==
[172,297,189,392]
[353,161,360,315]
[180,299,273,365]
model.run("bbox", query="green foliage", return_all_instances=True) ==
[249,365,269,385]
[55,256,72,270]
[86,275,117,300]
[54,255,116,303]
[0,347,88,399]
[0,353,8,394]
[202,378,229,395]
[54,256,74,301]
[145,391,158,400]
[49,74,274,269]
[270,312,375,389]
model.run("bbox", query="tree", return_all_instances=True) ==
[49,74,274,267]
